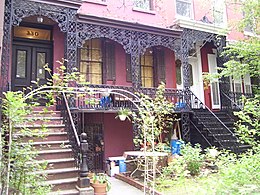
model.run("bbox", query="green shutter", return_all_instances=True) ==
[126,54,132,82]
[105,42,115,81]
[157,50,165,84]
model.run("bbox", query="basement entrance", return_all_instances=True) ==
[83,124,104,172]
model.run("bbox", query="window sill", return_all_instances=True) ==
[82,0,107,6]
[132,7,156,15]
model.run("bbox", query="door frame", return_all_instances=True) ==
[207,53,221,109]
[11,38,53,91]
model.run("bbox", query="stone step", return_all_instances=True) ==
[32,106,56,112]
[29,111,61,117]
[34,158,76,169]
[29,140,71,150]
[21,118,63,126]
[36,149,73,160]
[36,167,78,180]
[47,189,79,195]
[15,124,65,129]
[17,132,68,142]
[46,177,78,191]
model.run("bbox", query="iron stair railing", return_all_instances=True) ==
[221,90,242,111]
[188,90,238,150]
[57,92,80,165]
[190,120,212,147]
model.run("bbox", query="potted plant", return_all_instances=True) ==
[115,108,131,121]
[91,173,111,194]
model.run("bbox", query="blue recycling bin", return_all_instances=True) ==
[171,139,183,155]
[119,159,127,173]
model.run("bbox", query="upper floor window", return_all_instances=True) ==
[141,47,165,87]
[133,0,153,11]
[176,0,193,18]
[79,38,115,84]
[213,0,226,26]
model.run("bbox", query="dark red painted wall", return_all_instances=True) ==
[103,113,133,159]
[165,48,176,88]
[53,24,65,73]
[106,43,131,86]
[84,113,134,160]
[106,42,177,88]
[200,42,215,109]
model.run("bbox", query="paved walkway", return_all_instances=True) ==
[107,177,143,195]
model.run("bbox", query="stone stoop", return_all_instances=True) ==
[16,108,79,194]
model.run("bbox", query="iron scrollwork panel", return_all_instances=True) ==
[1,0,12,91]
[181,112,190,142]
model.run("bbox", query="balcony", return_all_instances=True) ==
[67,84,188,112]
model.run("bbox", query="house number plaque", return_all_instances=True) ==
[14,26,51,41]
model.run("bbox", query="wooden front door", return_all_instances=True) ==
[12,42,52,92]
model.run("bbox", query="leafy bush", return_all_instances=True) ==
[0,91,50,194]
[181,143,204,176]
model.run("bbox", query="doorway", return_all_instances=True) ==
[83,124,104,172]
[11,41,52,91]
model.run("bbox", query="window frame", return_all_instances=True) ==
[212,0,227,27]
[140,47,166,88]
[79,38,116,84]
[175,0,193,19]
[133,0,154,11]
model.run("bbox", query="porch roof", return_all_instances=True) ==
[77,14,183,38]
[32,0,82,9]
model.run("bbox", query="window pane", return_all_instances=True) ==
[80,39,103,84]
[141,49,154,87]
[134,0,152,10]
[213,0,224,24]
[91,63,102,74]
[235,83,242,93]
[212,82,220,105]
[176,1,191,18]
[245,85,251,93]
[37,52,46,79]
[16,50,26,78]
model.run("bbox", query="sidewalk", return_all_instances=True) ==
[108,177,143,195]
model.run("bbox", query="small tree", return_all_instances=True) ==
[132,83,175,151]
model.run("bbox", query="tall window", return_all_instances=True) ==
[140,48,165,87]
[175,60,193,86]
[243,74,252,94]
[176,0,192,18]
[133,0,153,10]
[141,48,154,87]
[79,39,115,84]
[213,0,226,26]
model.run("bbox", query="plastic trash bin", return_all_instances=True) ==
[119,159,127,173]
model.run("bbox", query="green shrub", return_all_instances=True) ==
[181,143,204,176]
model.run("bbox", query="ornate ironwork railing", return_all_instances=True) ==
[226,91,254,108]
[221,90,242,111]
[189,90,237,149]
[57,92,80,165]
[73,84,187,112]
